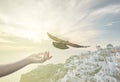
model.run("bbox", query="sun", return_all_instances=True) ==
[20,30,41,42]
[19,29,41,43]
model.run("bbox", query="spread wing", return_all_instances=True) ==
[67,42,90,48]
[52,42,69,49]
[47,32,68,44]
[47,32,90,48]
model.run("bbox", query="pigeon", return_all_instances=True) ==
[47,32,90,49]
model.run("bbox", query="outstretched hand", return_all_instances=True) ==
[0,51,52,77]
[28,51,52,63]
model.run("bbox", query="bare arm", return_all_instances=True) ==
[0,51,52,77]
[0,57,30,77]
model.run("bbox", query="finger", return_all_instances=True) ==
[44,55,48,60]
[43,52,47,59]
[45,51,48,54]
[47,56,52,60]
[46,51,49,56]
[45,51,48,56]
[46,51,49,57]
[45,51,49,56]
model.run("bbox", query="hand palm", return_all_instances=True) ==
[29,52,52,63]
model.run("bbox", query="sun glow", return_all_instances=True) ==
[22,31,41,42]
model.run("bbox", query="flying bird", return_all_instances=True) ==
[47,32,90,49]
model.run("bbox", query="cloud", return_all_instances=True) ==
[0,0,120,49]
[0,32,42,51]
[104,20,120,26]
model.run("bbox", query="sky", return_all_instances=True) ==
[0,0,120,82]
[0,0,120,53]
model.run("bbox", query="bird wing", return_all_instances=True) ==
[67,42,90,48]
[47,32,90,48]
[47,32,68,44]
[52,42,69,49]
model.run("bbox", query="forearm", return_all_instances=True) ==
[0,51,52,77]
[0,57,31,77]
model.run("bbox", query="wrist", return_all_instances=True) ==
[24,57,32,65]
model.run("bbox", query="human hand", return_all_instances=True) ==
[28,51,52,63]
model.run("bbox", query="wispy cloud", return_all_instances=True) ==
[0,0,120,51]
[104,20,120,26]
